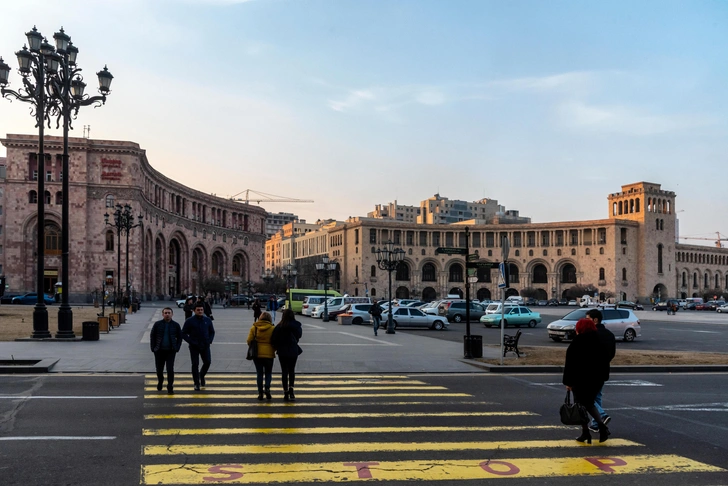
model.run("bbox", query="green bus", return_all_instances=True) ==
[286,288,342,314]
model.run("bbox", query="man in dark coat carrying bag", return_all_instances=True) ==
[150,307,183,394]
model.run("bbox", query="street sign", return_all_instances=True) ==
[466,261,492,268]
[467,253,479,262]
[467,268,477,277]
[468,276,478,284]
[435,247,468,255]
[498,262,507,288]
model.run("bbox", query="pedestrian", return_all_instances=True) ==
[252,298,262,321]
[150,307,182,394]
[562,318,611,443]
[586,308,615,433]
[271,309,303,401]
[182,301,216,391]
[268,295,279,322]
[247,311,275,400]
[183,296,195,320]
[368,299,382,336]
[197,296,214,321]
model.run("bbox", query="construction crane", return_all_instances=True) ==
[679,232,728,248]
[229,189,314,205]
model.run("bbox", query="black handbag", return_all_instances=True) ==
[560,390,589,425]
[246,327,258,360]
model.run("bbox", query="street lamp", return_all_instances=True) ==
[263,268,274,294]
[375,240,405,334]
[284,262,298,311]
[47,27,113,338]
[246,280,254,302]
[315,255,337,322]
[105,204,142,313]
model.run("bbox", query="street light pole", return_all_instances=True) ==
[105,204,141,314]
[374,240,405,334]
[315,255,336,322]
[284,262,298,311]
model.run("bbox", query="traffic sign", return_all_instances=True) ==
[467,276,478,284]
[498,262,508,288]
[466,261,492,268]
[467,253,479,262]
[435,247,468,255]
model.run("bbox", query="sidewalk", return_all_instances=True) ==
[0,304,498,373]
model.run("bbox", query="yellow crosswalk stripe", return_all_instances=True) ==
[143,438,643,455]
[144,385,446,391]
[144,374,411,379]
[144,393,471,399]
[143,425,568,436]
[145,411,536,420]
[145,379,428,385]
[167,401,499,408]
[141,455,725,484]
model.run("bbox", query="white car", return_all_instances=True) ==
[380,307,449,330]
[717,304,728,313]
[547,308,641,342]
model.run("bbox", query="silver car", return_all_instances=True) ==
[379,307,449,330]
[547,308,641,342]
[343,303,374,325]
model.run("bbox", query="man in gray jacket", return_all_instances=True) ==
[150,307,182,394]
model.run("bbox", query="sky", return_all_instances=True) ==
[1,0,727,245]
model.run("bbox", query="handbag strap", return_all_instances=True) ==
[565,390,572,405]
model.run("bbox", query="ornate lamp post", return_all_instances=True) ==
[375,240,405,334]
[315,255,337,322]
[105,204,141,313]
[246,280,254,302]
[284,262,298,311]
[121,204,143,303]
[47,27,113,337]
[0,27,55,338]
[263,268,274,294]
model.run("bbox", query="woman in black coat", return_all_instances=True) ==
[271,309,303,402]
[252,299,262,321]
[562,318,611,443]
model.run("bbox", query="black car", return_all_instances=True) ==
[558,299,568,306]
[230,295,251,306]
[653,299,679,311]
[547,299,559,306]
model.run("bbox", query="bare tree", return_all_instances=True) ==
[565,284,598,300]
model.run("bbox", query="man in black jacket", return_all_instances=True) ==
[587,308,616,432]
[150,307,182,394]
[182,302,216,391]
[368,300,382,336]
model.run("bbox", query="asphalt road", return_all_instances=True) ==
[1,373,726,485]
[401,307,728,353]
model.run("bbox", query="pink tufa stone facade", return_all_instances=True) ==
[0,134,267,301]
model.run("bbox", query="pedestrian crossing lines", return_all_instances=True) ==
[140,374,725,484]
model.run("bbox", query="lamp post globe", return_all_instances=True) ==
[375,240,405,334]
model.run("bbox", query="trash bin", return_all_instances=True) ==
[337,315,354,325]
[97,316,109,333]
[82,321,100,341]
[463,335,483,358]
[109,313,119,328]
[119,311,126,324]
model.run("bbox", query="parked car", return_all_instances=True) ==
[395,299,420,307]
[229,295,251,306]
[547,308,641,342]
[716,304,728,313]
[547,299,559,306]
[537,300,548,306]
[480,306,542,328]
[340,303,374,325]
[1,293,22,305]
[381,307,449,330]
[558,299,568,306]
[653,299,680,311]
[484,302,518,315]
[11,293,55,305]
[302,296,329,316]
[567,300,577,306]
[616,301,644,311]
[404,300,426,308]
[438,301,486,323]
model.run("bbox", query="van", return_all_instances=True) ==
[301,296,328,316]
[286,289,342,314]
[311,297,372,318]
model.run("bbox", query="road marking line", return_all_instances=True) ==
[143,438,643,455]
[144,385,446,392]
[657,329,721,334]
[337,331,395,344]
[0,436,116,440]
[611,402,728,412]
[168,400,500,408]
[0,396,137,399]
[144,411,536,420]
[144,393,471,399]
[211,342,400,346]
[143,425,571,436]
[536,380,663,387]
[140,455,724,483]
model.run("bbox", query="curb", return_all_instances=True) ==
[0,358,59,374]
[469,362,728,373]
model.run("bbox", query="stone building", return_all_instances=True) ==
[325,182,728,303]
[0,134,267,302]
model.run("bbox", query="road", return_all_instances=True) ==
[402,307,728,353]
[1,373,727,485]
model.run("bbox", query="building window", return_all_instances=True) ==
[395,262,410,281]
[682,272,686,287]
[543,249,547,256]
[355,229,359,245]
[693,272,698,288]
[585,248,590,255]
[45,224,61,254]
[422,263,436,282]
[105,231,114,251]
[449,263,463,282]
[557,249,561,256]
[371,265,376,277]
[622,268,627,281]
[571,248,576,256]
[55,191,63,205]
[44,191,51,204]
[599,268,605,280]
[657,244,663,274]
[515,250,520,257]
[105,195,115,208]
[29,190,38,203]
[369,229,376,244]
[599,247,604,255]
[508,264,520,283]
[620,228,627,244]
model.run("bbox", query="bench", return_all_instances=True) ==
[503,329,522,358]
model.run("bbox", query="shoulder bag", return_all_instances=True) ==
[246,327,258,360]
[559,390,588,425]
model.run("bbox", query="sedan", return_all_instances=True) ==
[381,307,449,330]
[616,301,644,311]
[716,304,728,314]
[11,293,55,305]
[480,306,541,328]
[547,308,641,342]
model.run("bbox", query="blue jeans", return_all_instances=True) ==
[253,357,274,391]
[371,316,381,334]
[590,386,607,427]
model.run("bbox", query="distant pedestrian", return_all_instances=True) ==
[183,296,195,320]
[182,301,216,391]
[248,311,275,400]
[271,309,303,401]
[586,308,615,433]
[150,307,182,394]
[369,300,382,336]
[252,298,262,321]
[197,296,214,321]
[268,296,279,322]
[562,318,610,443]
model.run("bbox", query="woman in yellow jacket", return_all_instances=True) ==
[247,311,276,400]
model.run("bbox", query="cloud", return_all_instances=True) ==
[558,101,716,136]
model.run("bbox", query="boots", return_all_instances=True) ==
[283,390,290,402]
[288,387,296,401]
[576,426,592,444]
[257,388,264,401]
[598,423,611,443]
[265,387,272,400]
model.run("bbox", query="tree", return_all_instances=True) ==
[564,284,598,300]
[701,288,725,301]
[200,276,225,296]
[519,287,540,299]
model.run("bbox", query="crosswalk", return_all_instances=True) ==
[140,374,724,484]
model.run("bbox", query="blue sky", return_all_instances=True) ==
[1,0,726,244]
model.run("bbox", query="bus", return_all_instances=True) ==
[286,288,342,314]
